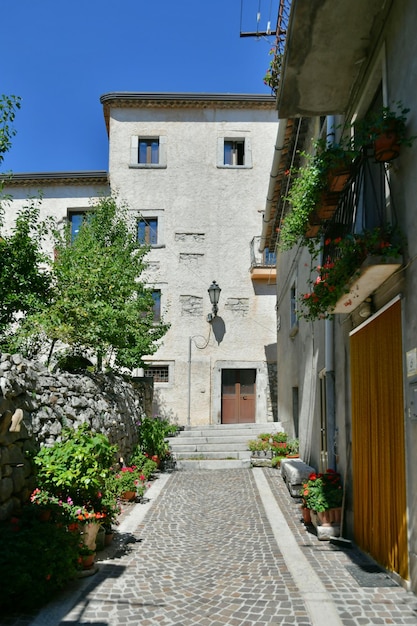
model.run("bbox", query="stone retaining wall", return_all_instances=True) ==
[0,352,153,520]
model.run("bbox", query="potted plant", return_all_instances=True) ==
[355,101,416,162]
[299,226,404,321]
[301,469,343,526]
[33,423,117,513]
[106,465,146,501]
[280,139,357,250]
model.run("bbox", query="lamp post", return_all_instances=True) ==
[207,281,221,321]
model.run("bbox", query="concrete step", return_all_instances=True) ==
[168,423,283,469]
[176,458,252,471]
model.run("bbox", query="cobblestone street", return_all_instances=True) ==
[3,468,417,625]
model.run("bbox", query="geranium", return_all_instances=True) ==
[106,465,146,498]
[299,225,403,320]
[30,488,59,508]
[301,469,343,512]
[74,507,107,522]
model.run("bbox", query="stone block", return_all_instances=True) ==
[280,458,316,497]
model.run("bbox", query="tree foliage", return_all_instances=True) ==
[0,201,52,346]
[0,94,21,168]
[34,195,169,370]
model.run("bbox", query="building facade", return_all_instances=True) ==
[262,0,417,591]
[5,93,279,428]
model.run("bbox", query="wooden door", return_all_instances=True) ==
[221,369,256,424]
[350,300,408,580]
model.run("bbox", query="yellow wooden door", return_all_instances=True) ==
[350,299,408,580]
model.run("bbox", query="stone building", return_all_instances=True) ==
[262,0,417,592]
[5,93,279,428]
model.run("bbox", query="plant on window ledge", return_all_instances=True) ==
[354,101,417,162]
[299,226,404,321]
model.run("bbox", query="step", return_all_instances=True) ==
[171,450,252,460]
[176,458,252,471]
[168,442,253,453]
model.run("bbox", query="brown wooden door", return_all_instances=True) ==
[221,369,256,424]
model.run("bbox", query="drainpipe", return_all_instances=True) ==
[325,116,336,471]
[259,118,288,252]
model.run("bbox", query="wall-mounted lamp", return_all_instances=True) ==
[207,280,221,322]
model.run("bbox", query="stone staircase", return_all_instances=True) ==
[167,423,283,470]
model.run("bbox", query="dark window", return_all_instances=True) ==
[152,290,161,321]
[138,138,159,164]
[144,365,169,383]
[138,218,158,245]
[69,211,87,242]
[224,140,245,166]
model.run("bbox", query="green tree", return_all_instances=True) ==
[35,195,169,370]
[0,201,52,348]
[0,94,21,167]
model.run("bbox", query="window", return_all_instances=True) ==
[144,365,169,383]
[152,290,161,321]
[139,137,159,164]
[130,135,167,168]
[138,218,158,246]
[68,211,87,242]
[217,137,252,168]
[224,140,245,165]
[290,282,298,336]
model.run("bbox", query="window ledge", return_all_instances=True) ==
[289,325,299,339]
[150,244,166,249]
[217,164,252,170]
[129,164,167,170]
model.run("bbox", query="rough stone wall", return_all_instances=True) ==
[0,352,152,521]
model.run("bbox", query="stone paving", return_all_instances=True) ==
[2,468,417,625]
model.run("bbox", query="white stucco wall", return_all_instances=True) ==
[107,100,279,425]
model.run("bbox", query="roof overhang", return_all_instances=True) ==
[277,0,392,117]
[100,92,276,134]
[3,171,109,187]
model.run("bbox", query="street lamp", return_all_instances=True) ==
[207,281,221,321]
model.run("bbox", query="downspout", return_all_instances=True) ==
[325,116,336,471]
[259,118,288,252]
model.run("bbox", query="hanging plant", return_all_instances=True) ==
[298,226,404,321]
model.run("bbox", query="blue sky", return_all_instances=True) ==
[2,0,278,173]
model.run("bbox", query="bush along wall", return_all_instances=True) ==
[0,352,152,521]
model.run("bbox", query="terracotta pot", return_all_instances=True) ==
[81,552,96,569]
[104,531,114,546]
[327,162,353,192]
[315,510,332,526]
[301,506,312,525]
[373,122,401,162]
[120,490,136,502]
[329,507,342,525]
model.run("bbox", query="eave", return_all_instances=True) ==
[277,0,392,118]
[2,171,109,187]
[100,92,276,135]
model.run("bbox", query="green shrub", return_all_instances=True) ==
[0,506,80,611]
[137,416,171,460]
[34,423,117,510]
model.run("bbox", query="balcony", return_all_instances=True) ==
[250,237,277,282]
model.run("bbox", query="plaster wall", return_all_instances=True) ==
[107,104,279,424]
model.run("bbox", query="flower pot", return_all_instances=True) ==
[301,506,312,525]
[315,510,332,526]
[96,526,106,551]
[81,552,96,569]
[327,162,353,192]
[120,490,136,502]
[104,531,114,546]
[79,521,102,551]
[373,123,401,162]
